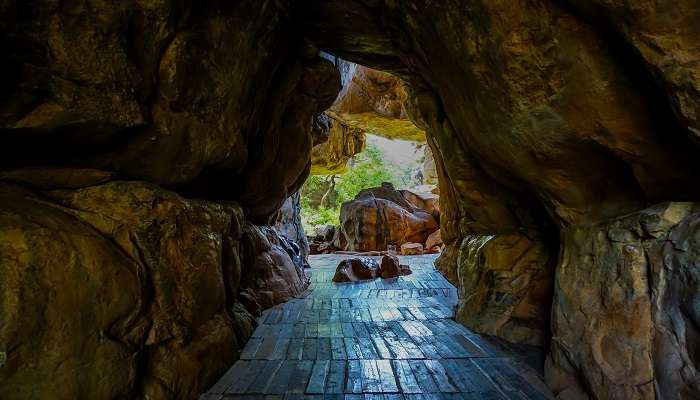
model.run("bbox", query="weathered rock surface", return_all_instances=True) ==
[0,0,341,223]
[332,257,379,282]
[274,192,310,266]
[310,113,366,174]
[400,242,424,256]
[454,235,555,347]
[401,190,440,220]
[306,3,700,387]
[0,181,307,399]
[336,183,438,252]
[306,0,700,236]
[546,203,700,399]
[379,255,412,278]
[421,145,438,186]
[2,0,700,398]
[425,229,443,251]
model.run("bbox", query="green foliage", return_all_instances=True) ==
[334,145,394,205]
[300,142,405,232]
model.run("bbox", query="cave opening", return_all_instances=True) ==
[300,56,443,258]
[1,1,699,400]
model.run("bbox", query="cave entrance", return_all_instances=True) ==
[300,57,442,257]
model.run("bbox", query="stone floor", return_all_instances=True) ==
[202,254,554,399]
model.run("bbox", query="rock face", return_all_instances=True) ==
[1,0,341,223]
[2,0,700,399]
[454,235,555,347]
[0,181,307,399]
[310,113,366,174]
[304,5,700,396]
[274,192,310,266]
[546,203,700,399]
[421,146,438,186]
[336,183,438,252]
[425,229,443,251]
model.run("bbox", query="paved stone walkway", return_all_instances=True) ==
[202,254,553,399]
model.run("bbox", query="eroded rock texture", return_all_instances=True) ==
[0,181,307,399]
[335,183,438,252]
[2,0,700,398]
[274,192,310,266]
[303,1,700,395]
[454,235,555,347]
[546,203,700,400]
[310,113,366,174]
[1,0,340,223]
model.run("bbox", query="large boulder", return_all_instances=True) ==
[454,234,555,347]
[546,203,700,399]
[400,189,440,220]
[336,182,438,252]
[0,181,307,399]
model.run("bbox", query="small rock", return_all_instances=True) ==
[379,255,401,278]
[332,258,379,282]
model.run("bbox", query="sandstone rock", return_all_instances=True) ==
[332,258,379,282]
[314,225,336,242]
[0,1,342,223]
[425,229,443,251]
[379,255,400,278]
[0,167,113,189]
[332,61,408,119]
[379,255,412,278]
[0,183,143,400]
[0,181,306,399]
[400,190,440,220]
[274,192,310,266]
[307,0,700,235]
[421,145,438,185]
[454,235,555,347]
[546,203,700,399]
[336,182,438,252]
[311,113,366,174]
[239,224,309,310]
[401,242,424,255]
[435,242,461,286]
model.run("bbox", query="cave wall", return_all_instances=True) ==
[304,0,700,398]
[0,1,336,398]
[0,0,340,222]
[1,0,699,399]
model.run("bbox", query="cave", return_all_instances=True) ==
[1,1,699,399]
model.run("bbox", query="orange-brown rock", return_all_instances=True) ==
[0,181,308,399]
[274,192,310,266]
[332,257,379,282]
[454,235,555,347]
[331,61,408,119]
[310,113,366,174]
[425,229,443,251]
[379,255,400,278]
[546,203,700,399]
[400,190,440,220]
[0,1,342,223]
[336,183,438,252]
[400,242,424,256]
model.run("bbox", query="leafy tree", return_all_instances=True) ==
[300,142,400,232]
